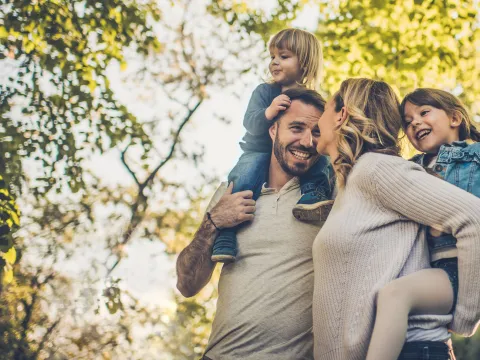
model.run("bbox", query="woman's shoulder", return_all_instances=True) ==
[356,152,415,171]
[351,152,424,187]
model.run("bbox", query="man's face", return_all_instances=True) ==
[270,100,322,176]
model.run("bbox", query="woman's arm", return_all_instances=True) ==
[368,154,480,336]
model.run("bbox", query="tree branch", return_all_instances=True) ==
[34,318,62,360]
[105,99,203,277]
[141,99,203,190]
[120,145,141,187]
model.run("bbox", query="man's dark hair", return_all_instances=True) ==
[273,88,326,123]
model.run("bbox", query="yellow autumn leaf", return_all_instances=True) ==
[8,211,20,226]
[0,26,7,38]
[2,268,13,284]
[4,247,16,265]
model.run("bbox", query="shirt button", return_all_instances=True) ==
[434,164,444,172]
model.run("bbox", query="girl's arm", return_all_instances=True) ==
[367,155,480,336]
[243,84,276,136]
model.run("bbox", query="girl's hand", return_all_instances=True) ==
[265,94,291,120]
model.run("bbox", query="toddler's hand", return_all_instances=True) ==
[265,94,291,120]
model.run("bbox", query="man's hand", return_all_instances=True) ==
[176,182,256,297]
[265,94,291,121]
[209,182,256,229]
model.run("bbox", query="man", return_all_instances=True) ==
[176,88,331,360]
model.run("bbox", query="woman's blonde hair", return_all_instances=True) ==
[333,78,402,188]
[268,28,323,90]
[400,88,480,142]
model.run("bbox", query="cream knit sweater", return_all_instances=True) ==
[312,152,480,360]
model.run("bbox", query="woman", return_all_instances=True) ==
[312,78,480,360]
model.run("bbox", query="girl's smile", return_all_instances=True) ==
[404,101,461,154]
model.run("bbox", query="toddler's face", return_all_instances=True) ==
[269,47,302,86]
[403,101,460,154]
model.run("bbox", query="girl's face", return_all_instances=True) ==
[316,96,343,159]
[403,101,461,154]
[269,47,303,87]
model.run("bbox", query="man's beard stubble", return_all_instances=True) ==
[273,129,315,177]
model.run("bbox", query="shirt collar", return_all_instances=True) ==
[261,177,300,195]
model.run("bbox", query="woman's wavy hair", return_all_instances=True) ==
[400,88,480,142]
[333,78,402,188]
[268,28,323,90]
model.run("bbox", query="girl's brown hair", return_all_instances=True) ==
[333,78,402,188]
[400,88,480,142]
[268,28,323,90]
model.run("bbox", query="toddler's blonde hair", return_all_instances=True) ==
[268,28,323,90]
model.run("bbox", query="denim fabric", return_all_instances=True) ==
[412,141,480,255]
[397,341,451,360]
[426,234,457,251]
[228,151,334,200]
[431,257,459,311]
[228,151,271,201]
[413,141,480,197]
[215,151,333,260]
[300,155,335,199]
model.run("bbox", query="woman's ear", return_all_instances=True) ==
[450,110,462,128]
[335,106,348,129]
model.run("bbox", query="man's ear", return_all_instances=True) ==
[269,122,278,142]
[335,106,348,129]
[450,110,462,129]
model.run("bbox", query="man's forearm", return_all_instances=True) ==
[176,215,218,297]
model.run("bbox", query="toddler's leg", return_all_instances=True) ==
[366,268,454,360]
[293,155,334,221]
[211,152,269,263]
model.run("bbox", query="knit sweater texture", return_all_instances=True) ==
[312,152,480,360]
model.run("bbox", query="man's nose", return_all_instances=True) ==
[300,131,314,148]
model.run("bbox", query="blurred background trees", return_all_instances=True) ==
[0,0,479,359]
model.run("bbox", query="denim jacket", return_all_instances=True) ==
[411,141,480,256]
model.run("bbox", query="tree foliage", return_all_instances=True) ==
[0,174,19,286]
[0,0,260,358]
[0,0,160,196]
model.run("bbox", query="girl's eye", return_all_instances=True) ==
[420,110,429,116]
[281,55,288,59]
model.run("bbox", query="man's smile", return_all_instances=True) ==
[289,148,313,160]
